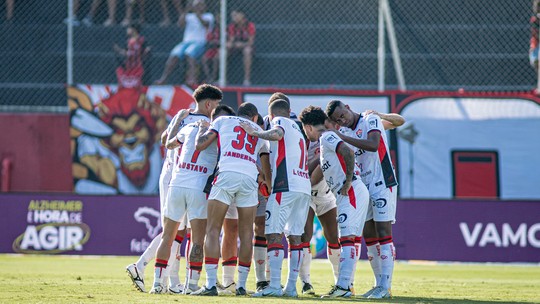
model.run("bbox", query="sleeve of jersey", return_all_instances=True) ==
[271,117,285,133]
[258,139,270,155]
[167,115,179,133]
[366,115,383,135]
[322,132,342,153]
[176,130,185,144]
[209,118,220,134]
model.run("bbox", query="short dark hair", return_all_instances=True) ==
[268,92,290,105]
[212,104,235,120]
[193,84,223,103]
[325,100,344,118]
[268,99,290,116]
[129,23,142,34]
[237,102,258,118]
[299,106,327,126]
[256,113,264,127]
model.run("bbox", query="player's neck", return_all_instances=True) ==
[315,126,327,139]
[192,107,207,117]
[350,112,361,128]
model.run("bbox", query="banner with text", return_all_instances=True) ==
[1,194,538,262]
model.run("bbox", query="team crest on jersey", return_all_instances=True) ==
[356,129,363,138]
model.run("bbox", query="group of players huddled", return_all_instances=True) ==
[126,84,404,298]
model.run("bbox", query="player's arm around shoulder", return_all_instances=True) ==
[364,110,405,130]
[239,120,284,141]
[195,119,216,151]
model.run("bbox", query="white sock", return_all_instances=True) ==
[285,244,303,291]
[222,258,237,286]
[204,258,219,288]
[327,243,341,284]
[168,239,182,287]
[237,262,250,290]
[366,238,382,287]
[136,232,162,270]
[186,265,201,290]
[153,258,168,287]
[299,244,311,284]
[379,238,395,290]
[336,241,356,289]
[253,237,268,282]
[267,245,284,289]
[349,237,362,288]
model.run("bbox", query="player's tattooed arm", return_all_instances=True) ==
[365,110,406,130]
[310,165,324,186]
[166,109,192,144]
[239,121,284,141]
[195,120,216,151]
[336,142,356,196]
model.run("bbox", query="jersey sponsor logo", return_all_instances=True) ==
[321,160,331,172]
[355,149,366,157]
[373,198,387,208]
[338,213,348,223]
[369,119,377,128]
[327,134,338,143]
[265,210,271,221]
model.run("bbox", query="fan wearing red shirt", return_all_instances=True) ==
[227,10,256,86]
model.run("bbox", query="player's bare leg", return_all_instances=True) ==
[235,206,257,295]
[151,217,181,293]
[185,220,205,292]
[318,207,340,284]
[253,215,268,291]
[194,199,228,295]
[299,209,315,294]
[220,218,238,294]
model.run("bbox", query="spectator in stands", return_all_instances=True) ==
[201,14,220,84]
[227,10,255,86]
[122,0,145,27]
[5,0,13,22]
[67,0,117,26]
[530,0,540,71]
[159,0,187,27]
[113,23,151,88]
[155,0,214,86]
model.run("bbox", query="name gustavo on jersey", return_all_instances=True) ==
[178,162,209,173]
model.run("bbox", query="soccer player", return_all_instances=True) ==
[149,84,222,294]
[326,100,404,299]
[165,104,235,295]
[298,139,341,295]
[193,102,271,296]
[125,107,191,294]
[299,106,369,298]
[241,99,311,297]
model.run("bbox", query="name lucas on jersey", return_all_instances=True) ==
[224,151,257,164]
[178,162,209,173]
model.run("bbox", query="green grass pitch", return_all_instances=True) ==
[0,255,538,303]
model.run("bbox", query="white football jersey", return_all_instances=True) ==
[164,112,209,171]
[339,113,398,192]
[210,116,270,181]
[319,131,361,196]
[169,120,217,190]
[307,140,331,194]
[268,116,310,195]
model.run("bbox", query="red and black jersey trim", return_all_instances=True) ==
[377,136,398,188]
[272,137,289,193]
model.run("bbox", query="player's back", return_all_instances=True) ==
[170,121,217,190]
[210,115,268,181]
[269,116,310,195]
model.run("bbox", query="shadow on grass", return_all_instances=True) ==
[249,295,532,304]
